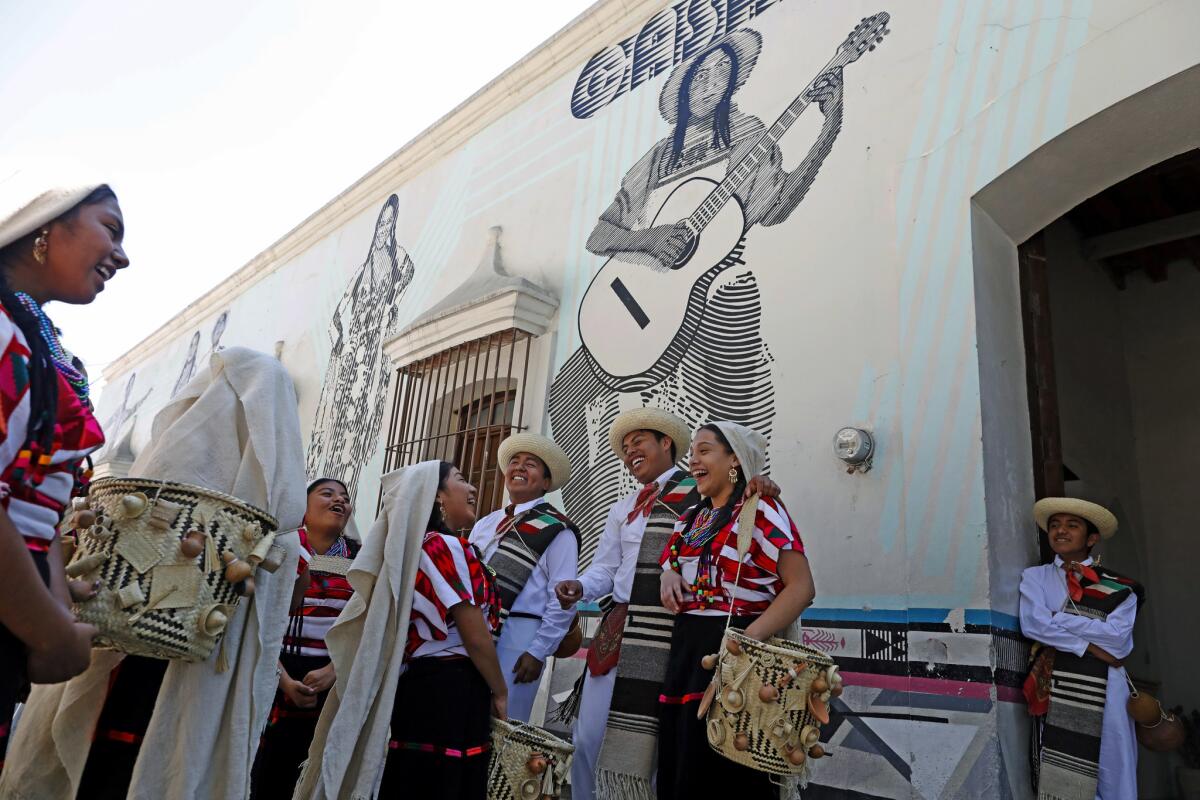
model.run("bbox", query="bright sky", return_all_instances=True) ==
[0,0,596,404]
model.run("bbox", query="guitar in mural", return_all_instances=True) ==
[577,13,890,391]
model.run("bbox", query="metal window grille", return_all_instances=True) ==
[382,328,533,517]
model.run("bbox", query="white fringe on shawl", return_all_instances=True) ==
[292,461,440,800]
[0,347,307,800]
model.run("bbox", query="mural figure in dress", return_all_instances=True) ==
[549,27,845,562]
[209,310,228,354]
[171,331,201,398]
[305,194,415,500]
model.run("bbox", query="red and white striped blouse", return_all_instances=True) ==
[405,532,500,661]
[0,307,104,551]
[661,496,805,617]
[283,529,357,658]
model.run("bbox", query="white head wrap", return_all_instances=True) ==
[0,170,107,250]
[709,420,767,481]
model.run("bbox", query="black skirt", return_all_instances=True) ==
[76,655,169,800]
[251,653,332,800]
[0,550,50,771]
[656,613,775,800]
[378,656,491,800]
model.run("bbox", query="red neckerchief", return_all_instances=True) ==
[626,481,659,524]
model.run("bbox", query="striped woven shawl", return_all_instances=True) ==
[1033,566,1142,800]
[487,501,579,632]
[593,471,699,800]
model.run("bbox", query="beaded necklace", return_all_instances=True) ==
[667,506,731,607]
[680,506,723,548]
[13,292,89,403]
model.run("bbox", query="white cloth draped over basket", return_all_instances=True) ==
[0,347,307,800]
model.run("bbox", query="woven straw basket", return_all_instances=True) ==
[68,477,279,662]
[705,628,839,775]
[487,718,574,800]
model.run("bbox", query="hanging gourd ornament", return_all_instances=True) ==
[808,744,827,759]
[526,754,548,774]
[223,551,253,584]
[758,684,780,702]
[179,531,206,559]
[726,637,742,656]
[235,576,256,597]
[787,746,807,766]
[701,653,718,670]
[733,733,750,751]
[1128,691,1162,725]
[74,509,96,529]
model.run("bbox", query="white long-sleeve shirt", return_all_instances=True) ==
[579,467,682,605]
[1019,556,1138,800]
[469,496,578,662]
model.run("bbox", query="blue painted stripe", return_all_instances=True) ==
[805,607,1020,631]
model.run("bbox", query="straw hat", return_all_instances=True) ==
[0,171,105,250]
[658,28,763,124]
[1033,497,1118,540]
[497,433,572,491]
[608,407,692,462]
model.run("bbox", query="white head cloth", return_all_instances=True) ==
[0,170,106,250]
[709,420,767,481]
[0,347,307,800]
[293,460,441,800]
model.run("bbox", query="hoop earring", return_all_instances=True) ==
[32,230,49,265]
[728,467,738,485]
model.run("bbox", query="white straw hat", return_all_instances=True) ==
[1033,497,1118,540]
[608,407,691,462]
[497,433,572,491]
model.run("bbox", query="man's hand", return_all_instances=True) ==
[555,580,584,610]
[745,475,780,500]
[512,652,544,684]
[1086,643,1123,668]
[302,662,336,694]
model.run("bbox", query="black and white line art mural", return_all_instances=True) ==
[306,194,415,500]
[209,310,228,354]
[99,372,152,462]
[550,16,890,564]
[171,331,201,398]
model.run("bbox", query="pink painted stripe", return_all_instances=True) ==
[841,671,1025,704]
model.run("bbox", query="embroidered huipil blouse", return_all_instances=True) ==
[0,307,104,551]
[405,532,500,661]
[660,497,804,617]
[284,529,357,659]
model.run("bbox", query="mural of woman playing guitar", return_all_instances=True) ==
[549,20,872,567]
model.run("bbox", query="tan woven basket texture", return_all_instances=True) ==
[487,718,574,800]
[69,477,277,662]
[705,628,836,776]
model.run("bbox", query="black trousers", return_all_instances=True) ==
[378,656,491,800]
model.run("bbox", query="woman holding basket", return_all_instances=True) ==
[296,460,507,800]
[0,176,123,761]
[657,422,815,798]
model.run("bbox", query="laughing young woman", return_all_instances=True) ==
[657,422,815,799]
[252,478,359,799]
[0,179,125,760]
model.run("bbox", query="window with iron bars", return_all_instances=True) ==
[382,328,533,517]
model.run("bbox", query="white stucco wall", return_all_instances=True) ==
[90,2,1200,797]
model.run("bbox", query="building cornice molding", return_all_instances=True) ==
[104,0,666,381]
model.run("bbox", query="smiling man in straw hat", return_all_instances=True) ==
[552,407,778,800]
[467,432,579,723]
[1020,497,1144,800]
